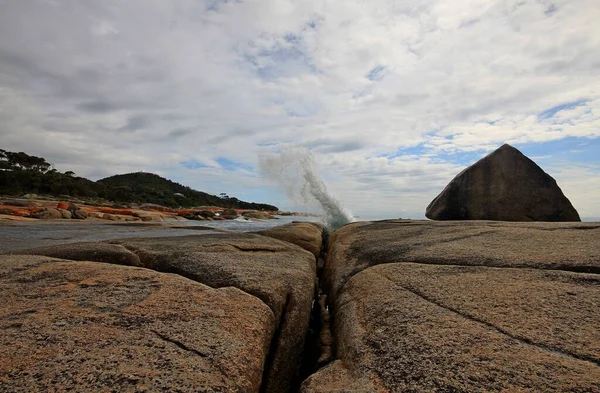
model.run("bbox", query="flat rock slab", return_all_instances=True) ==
[305,263,600,392]
[325,220,600,297]
[307,219,600,392]
[10,232,317,393]
[0,255,274,392]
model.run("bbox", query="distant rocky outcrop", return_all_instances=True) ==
[426,144,581,221]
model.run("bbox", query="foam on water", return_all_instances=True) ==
[259,147,354,230]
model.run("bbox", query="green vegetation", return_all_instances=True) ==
[98,172,278,210]
[0,149,278,210]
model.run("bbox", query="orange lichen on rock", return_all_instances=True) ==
[99,207,134,216]
[0,205,31,217]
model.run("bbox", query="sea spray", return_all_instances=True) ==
[259,147,354,230]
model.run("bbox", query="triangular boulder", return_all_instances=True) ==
[425,144,580,222]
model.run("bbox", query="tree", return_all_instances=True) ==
[65,171,75,177]
[1,150,51,172]
[0,149,9,170]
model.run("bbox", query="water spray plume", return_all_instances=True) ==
[259,147,354,230]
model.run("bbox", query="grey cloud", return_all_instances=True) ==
[161,113,189,121]
[317,141,365,154]
[168,128,193,138]
[207,128,254,144]
[307,137,366,153]
[77,100,120,113]
[120,115,150,132]
[545,4,558,16]
[206,0,242,12]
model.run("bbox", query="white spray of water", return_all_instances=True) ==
[259,147,354,230]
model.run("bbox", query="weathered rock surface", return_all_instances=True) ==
[14,242,144,267]
[7,218,599,392]
[260,222,324,258]
[426,144,581,221]
[243,211,276,220]
[30,208,63,220]
[57,208,72,219]
[2,199,35,207]
[325,220,600,297]
[305,265,600,392]
[0,255,275,392]
[305,219,600,392]
[72,208,89,219]
[220,209,239,219]
[197,210,216,219]
[12,233,317,393]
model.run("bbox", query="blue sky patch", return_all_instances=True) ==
[378,144,429,159]
[284,33,300,44]
[434,150,487,166]
[305,18,322,30]
[537,100,587,120]
[181,159,210,169]
[514,137,599,164]
[366,65,386,81]
[247,44,316,80]
[205,0,240,12]
[215,157,253,171]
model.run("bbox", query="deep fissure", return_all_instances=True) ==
[295,228,333,390]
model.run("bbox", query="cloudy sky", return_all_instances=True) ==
[1,0,599,220]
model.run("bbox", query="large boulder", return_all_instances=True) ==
[426,144,580,221]
[304,220,600,392]
[260,222,324,259]
[30,208,63,220]
[11,232,318,393]
[243,211,273,220]
[73,208,88,219]
[57,208,72,219]
[220,209,239,219]
[196,210,215,219]
[56,201,70,210]
[0,255,275,392]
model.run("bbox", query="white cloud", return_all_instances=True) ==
[0,0,599,218]
[546,162,600,220]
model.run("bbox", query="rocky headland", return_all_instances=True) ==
[0,197,309,223]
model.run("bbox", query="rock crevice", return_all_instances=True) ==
[301,220,600,392]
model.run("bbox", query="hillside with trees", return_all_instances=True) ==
[0,149,278,210]
[98,172,278,210]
